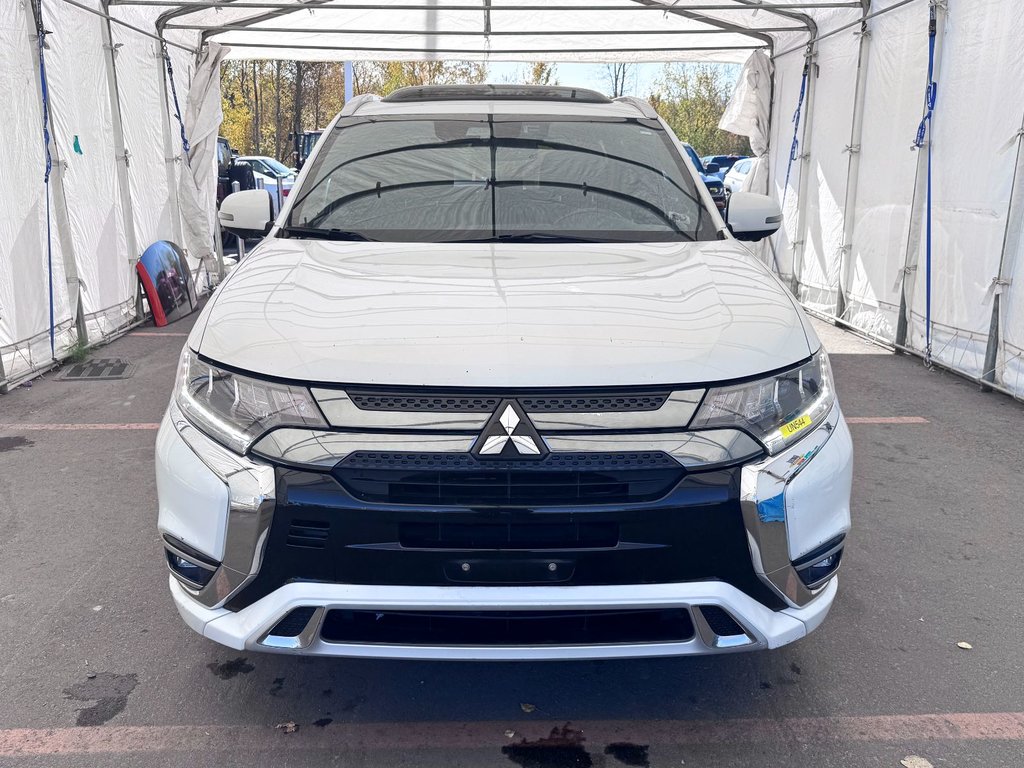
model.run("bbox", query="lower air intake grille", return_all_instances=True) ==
[267,606,318,637]
[334,452,684,507]
[320,609,695,646]
[286,520,330,549]
[699,606,746,637]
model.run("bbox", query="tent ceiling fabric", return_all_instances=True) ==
[136,0,861,63]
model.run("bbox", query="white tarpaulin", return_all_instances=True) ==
[178,42,229,272]
[2,0,1024,402]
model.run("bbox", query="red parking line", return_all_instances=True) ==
[0,712,1021,756]
[0,423,160,431]
[846,416,929,424]
[131,332,189,337]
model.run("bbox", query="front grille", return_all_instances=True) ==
[319,608,695,646]
[400,521,619,550]
[346,390,669,412]
[224,466,789,613]
[334,452,684,507]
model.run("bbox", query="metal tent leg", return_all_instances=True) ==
[834,4,872,322]
[100,0,142,324]
[980,114,1024,390]
[896,0,947,351]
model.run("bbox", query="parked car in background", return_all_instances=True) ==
[236,155,296,215]
[216,137,256,206]
[701,155,747,181]
[683,143,727,211]
[724,157,755,196]
[161,85,852,661]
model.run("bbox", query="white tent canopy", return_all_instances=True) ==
[2,0,1023,400]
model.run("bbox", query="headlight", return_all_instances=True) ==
[690,349,834,455]
[175,348,326,454]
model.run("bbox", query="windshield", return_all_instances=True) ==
[287,115,717,242]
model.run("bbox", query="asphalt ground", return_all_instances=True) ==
[0,310,1022,768]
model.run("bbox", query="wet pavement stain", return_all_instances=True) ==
[790,662,803,675]
[604,743,650,767]
[0,436,32,453]
[207,657,255,680]
[314,717,333,728]
[340,694,367,712]
[63,672,138,726]
[502,724,592,768]
[270,677,285,696]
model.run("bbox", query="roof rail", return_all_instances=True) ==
[382,84,611,104]
[340,93,381,117]
[612,96,659,120]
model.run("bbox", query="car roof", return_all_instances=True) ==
[350,84,653,120]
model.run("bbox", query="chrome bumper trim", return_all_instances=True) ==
[249,427,762,470]
[168,400,275,610]
[739,404,843,608]
[311,387,706,432]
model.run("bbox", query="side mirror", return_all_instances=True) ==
[727,192,782,242]
[706,162,721,174]
[218,189,273,239]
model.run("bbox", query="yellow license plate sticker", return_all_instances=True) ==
[780,414,813,439]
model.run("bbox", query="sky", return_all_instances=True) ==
[487,61,667,97]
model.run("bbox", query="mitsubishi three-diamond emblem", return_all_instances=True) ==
[471,399,548,460]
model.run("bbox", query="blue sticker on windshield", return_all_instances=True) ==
[757,493,786,523]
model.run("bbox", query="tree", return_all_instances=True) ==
[526,62,558,86]
[604,62,635,97]
[219,60,490,162]
[649,63,750,156]
[350,61,487,96]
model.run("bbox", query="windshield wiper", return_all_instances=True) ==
[280,225,374,241]
[487,233,604,243]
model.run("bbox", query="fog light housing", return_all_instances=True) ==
[163,535,218,589]
[793,536,844,589]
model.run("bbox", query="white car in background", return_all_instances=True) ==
[236,155,295,214]
[724,157,754,196]
[159,85,852,660]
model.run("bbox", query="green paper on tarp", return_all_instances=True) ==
[72,135,82,155]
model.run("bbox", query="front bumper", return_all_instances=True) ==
[170,574,838,660]
[156,400,851,659]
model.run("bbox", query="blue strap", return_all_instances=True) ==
[162,44,190,155]
[915,5,939,364]
[781,60,810,210]
[35,17,55,360]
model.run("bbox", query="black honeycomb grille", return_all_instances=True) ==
[334,451,684,507]
[346,391,669,412]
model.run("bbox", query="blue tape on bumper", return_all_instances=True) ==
[757,493,786,523]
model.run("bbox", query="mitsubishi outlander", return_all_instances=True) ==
[156,85,852,659]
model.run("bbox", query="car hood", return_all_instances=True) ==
[194,239,815,388]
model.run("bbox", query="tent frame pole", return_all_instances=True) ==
[29,0,87,354]
[56,0,197,53]
[834,0,872,321]
[99,0,143,323]
[895,0,946,350]
[788,43,817,296]
[980,111,1024,390]
[157,44,187,252]
[115,1,863,10]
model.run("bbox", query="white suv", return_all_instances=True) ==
[157,85,852,659]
